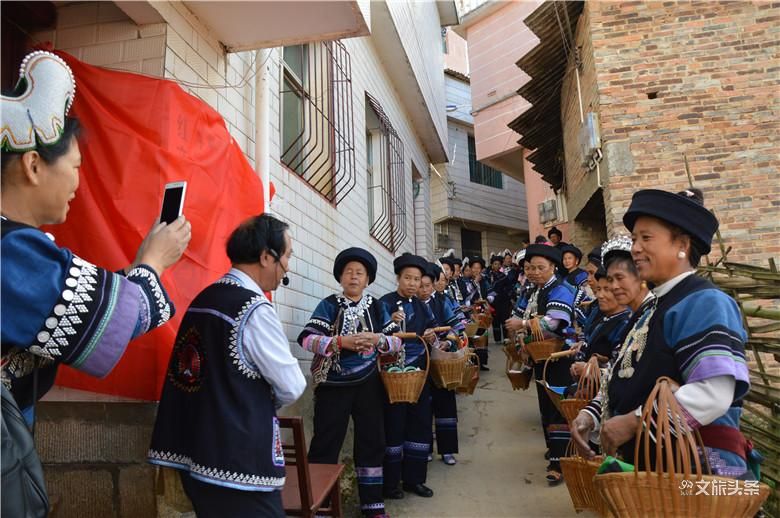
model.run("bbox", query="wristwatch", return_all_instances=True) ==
[634,406,642,419]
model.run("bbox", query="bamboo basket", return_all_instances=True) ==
[380,333,429,404]
[430,330,468,390]
[506,357,532,391]
[502,343,523,363]
[594,377,771,518]
[464,322,479,337]
[559,356,601,426]
[538,349,578,412]
[525,317,564,362]
[503,330,524,362]
[471,299,493,329]
[560,441,610,516]
[456,350,480,395]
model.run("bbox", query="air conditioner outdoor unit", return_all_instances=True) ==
[579,112,601,167]
[538,199,558,224]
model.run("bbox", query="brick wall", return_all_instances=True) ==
[560,5,603,230]
[589,1,780,264]
[36,401,159,518]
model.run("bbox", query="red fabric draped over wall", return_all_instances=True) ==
[44,51,273,400]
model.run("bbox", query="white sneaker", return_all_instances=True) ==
[441,454,457,465]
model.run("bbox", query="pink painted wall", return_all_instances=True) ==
[465,0,542,162]
[523,148,570,242]
[444,28,469,76]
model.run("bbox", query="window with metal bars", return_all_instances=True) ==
[280,41,355,204]
[365,92,406,251]
[467,134,503,189]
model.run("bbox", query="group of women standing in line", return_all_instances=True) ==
[294,187,757,517]
[297,249,472,517]
[506,188,757,491]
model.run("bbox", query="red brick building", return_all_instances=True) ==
[509,0,780,264]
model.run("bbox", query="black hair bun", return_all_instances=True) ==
[677,187,704,206]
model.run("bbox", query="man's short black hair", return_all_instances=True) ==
[226,213,289,264]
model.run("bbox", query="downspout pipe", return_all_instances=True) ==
[255,48,271,212]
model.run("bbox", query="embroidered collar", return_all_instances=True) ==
[652,270,695,298]
[601,307,631,322]
[222,268,270,303]
[541,274,558,290]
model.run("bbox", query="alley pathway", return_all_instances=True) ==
[386,351,596,517]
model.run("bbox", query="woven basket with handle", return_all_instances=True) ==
[456,350,480,395]
[430,327,468,390]
[379,333,429,404]
[560,440,610,516]
[559,355,602,425]
[525,317,564,362]
[506,357,532,391]
[537,348,578,412]
[594,377,771,518]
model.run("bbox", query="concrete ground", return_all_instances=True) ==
[386,350,597,518]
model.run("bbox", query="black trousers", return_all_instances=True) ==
[492,301,511,343]
[179,471,284,518]
[533,357,573,467]
[431,384,459,454]
[383,379,432,489]
[308,373,386,517]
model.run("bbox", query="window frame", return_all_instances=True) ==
[467,134,503,189]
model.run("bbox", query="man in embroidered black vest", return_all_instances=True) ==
[149,214,306,517]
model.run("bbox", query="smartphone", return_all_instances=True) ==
[160,181,187,225]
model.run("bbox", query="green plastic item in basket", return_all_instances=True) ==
[596,456,634,474]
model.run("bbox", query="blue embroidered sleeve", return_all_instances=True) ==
[663,288,749,400]
[546,284,574,326]
[1,227,174,383]
[298,298,337,340]
[378,302,401,335]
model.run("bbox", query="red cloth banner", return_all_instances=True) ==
[45,51,272,400]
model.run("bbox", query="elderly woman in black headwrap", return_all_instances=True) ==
[572,189,756,480]
[505,244,575,485]
[298,247,403,517]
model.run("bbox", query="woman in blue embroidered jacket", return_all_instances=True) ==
[572,235,655,451]
[420,262,466,466]
[297,247,402,518]
[570,268,631,378]
[561,244,592,327]
[1,52,190,423]
[505,244,575,485]
[380,253,437,499]
[463,256,493,370]
[572,189,754,479]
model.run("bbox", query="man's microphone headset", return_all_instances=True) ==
[267,247,290,287]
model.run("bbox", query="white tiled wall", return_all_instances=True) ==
[272,34,439,361]
[150,2,442,361]
[33,2,165,77]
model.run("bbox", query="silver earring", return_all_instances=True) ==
[677,250,686,259]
